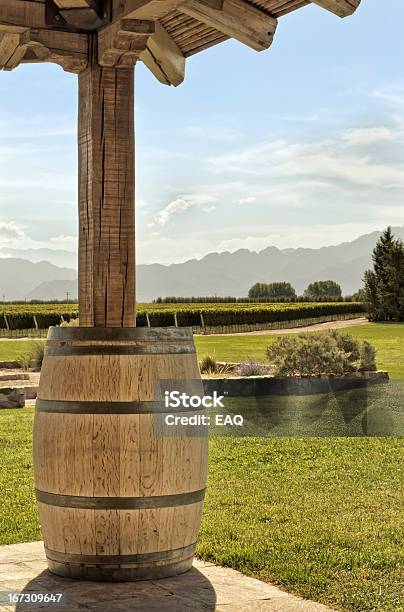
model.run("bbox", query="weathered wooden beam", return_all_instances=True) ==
[0,1,47,30]
[140,21,185,86]
[180,0,277,52]
[0,26,29,71]
[112,0,184,22]
[53,0,99,7]
[311,0,361,17]
[53,0,105,30]
[27,28,88,72]
[78,36,136,327]
[0,23,87,72]
[98,18,154,67]
[0,0,105,31]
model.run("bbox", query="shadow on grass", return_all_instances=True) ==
[206,382,404,437]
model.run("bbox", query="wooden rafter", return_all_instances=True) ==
[112,0,185,22]
[0,0,364,77]
[53,0,100,7]
[180,0,277,52]
[50,0,106,30]
[311,0,361,17]
[140,21,185,86]
[0,1,47,30]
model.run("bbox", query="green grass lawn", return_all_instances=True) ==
[0,324,403,609]
[0,340,37,363]
[0,407,403,611]
[1,323,403,378]
[196,323,404,379]
[201,437,404,612]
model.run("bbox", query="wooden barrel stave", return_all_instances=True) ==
[33,327,208,581]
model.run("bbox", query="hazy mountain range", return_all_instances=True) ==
[2,226,404,302]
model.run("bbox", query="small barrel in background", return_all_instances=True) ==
[33,326,208,581]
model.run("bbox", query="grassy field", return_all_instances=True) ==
[195,323,404,379]
[202,437,404,612]
[1,323,403,377]
[0,340,37,362]
[0,322,403,609]
[0,407,402,611]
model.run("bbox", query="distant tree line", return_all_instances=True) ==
[154,294,360,305]
[0,299,76,304]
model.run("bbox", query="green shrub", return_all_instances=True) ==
[238,359,268,377]
[266,331,377,376]
[200,354,218,374]
[360,340,377,371]
[18,341,46,370]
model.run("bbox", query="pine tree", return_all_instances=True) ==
[364,227,404,321]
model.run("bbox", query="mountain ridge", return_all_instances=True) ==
[4,226,403,302]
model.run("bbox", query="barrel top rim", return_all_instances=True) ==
[47,326,194,341]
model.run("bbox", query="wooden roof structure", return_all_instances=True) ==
[1,1,361,84]
[0,0,362,328]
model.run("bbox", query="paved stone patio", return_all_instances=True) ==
[0,542,335,611]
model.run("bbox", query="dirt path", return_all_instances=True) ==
[205,317,369,336]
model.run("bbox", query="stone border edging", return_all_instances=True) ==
[203,371,389,397]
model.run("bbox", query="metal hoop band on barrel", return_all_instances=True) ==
[45,346,195,356]
[35,399,204,414]
[35,488,206,510]
[45,542,197,566]
[47,326,194,342]
[45,557,195,581]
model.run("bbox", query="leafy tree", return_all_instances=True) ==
[351,288,366,302]
[267,282,296,298]
[248,282,296,298]
[248,283,269,299]
[304,280,342,298]
[363,227,404,321]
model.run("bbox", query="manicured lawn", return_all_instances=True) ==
[196,323,404,379]
[0,323,402,608]
[0,407,38,544]
[0,340,36,363]
[1,323,403,377]
[0,407,403,611]
[201,437,404,612]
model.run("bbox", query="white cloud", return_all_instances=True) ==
[209,128,404,189]
[372,86,404,107]
[154,194,217,226]
[49,235,77,250]
[0,221,77,253]
[341,127,395,145]
[0,222,26,242]
[238,196,256,204]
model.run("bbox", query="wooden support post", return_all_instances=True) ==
[78,35,136,327]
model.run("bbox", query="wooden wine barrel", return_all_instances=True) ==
[33,326,208,581]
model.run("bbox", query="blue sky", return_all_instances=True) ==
[1,0,404,266]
